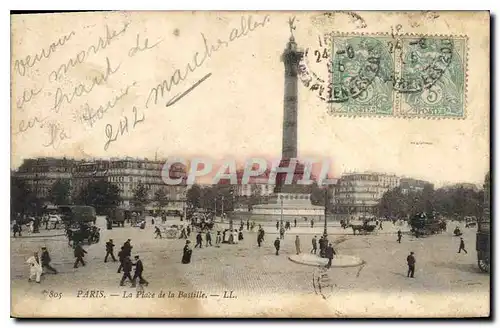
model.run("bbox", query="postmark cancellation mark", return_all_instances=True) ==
[299,32,468,119]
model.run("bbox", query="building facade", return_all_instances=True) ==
[14,157,75,201]
[333,173,400,218]
[14,157,187,210]
[399,178,434,194]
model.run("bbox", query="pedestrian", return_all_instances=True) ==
[274,237,280,256]
[179,227,187,239]
[13,222,21,237]
[151,217,155,225]
[182,240,192,264]
[294,218,297,228]
[41,246,58,274]
[26,251,43,283]
[397,230,402,243]
[311,236,317,254]
[458,238,468,254]
[186,225,191,237]
[318,236,325,256]
[123,239,133,257]
[295,235,301,255]
[206,230,212,247]
[215,231,221,246]
[65,228,73,246]
[310,219,314,228]
[132,255,149,287]
[257,232,263,247]
[246,219,250,231]
[238,230,244,241]
[276,221,279,230]
[117,247,125,273]
[73,242,87,268]
[279,226,285,240]
[407,252,416,278]
[154,226,162,239]
[325,243,336,268]
[119,255,134,286]
[105,239,117,262]
[195,231,203,248]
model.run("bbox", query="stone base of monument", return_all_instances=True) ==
[288,253,364,268]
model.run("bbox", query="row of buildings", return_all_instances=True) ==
[16,157,475,217]
[13,157,188,211]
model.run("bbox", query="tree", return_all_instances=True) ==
[49,179,71,205]
[154,188,169,212]
[132,183,149,209]
[76,179,121,213]
[186,184,202,209]
[11,176,41,217]
[378,187,409,219]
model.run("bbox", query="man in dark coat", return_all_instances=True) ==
[318,236,325,257]
[325,243,336,268]
[397,230,402,243]
[276,221,279,230]
[407,252,416,278]
[117,246,125,273]
[205,230,212,247]
[41,247,58,274]
[182,240,192,264]
[132,255,148,287]
[73,242,87,268]
[123,239,132,257]
[119,255,134,286]
[294,218,297,228]
[105,239,117,262]
[311,236,318,254]
[246,219,250,230]
[458,238,468,254]
[195,232,203,248]
[274,237,280,256]
[154,226,162,239]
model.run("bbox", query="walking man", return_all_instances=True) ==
[274,237,280,256]
[294,218,297,228]
[295,235,301,255]
[119,255,134,286]
[105,239,117,262]
[132,255,149,287]
[397,230,402,244]
[117,247,125,273]
[73,242,87,268]
[246,219,250,231]
[26,251,43,283]
[325,243,336,268]
[458,238,468,254]
[276,221,279,231]
[279,226,285,240]
[310,219,314,228]
[407,252,416,278]
[311,236,318,254]
[41,247,57,274]
[205,230,212,247]
[215,231,222,246]
[154,226,162,239]
[195,231,203,248]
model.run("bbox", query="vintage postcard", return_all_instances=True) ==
[11,11,490,318]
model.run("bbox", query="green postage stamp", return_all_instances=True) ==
[301,33,468,119]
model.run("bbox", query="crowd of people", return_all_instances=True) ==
[19,212,472,286]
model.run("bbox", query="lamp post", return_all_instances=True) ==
[280,198,284,229]
[323,188,328,238]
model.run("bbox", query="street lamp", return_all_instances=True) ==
[323,188,328,238]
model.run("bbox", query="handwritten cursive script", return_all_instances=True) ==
[145,14,270,108]
[14,31,76,77]
[51,57,121,113]
[48,22,130,82]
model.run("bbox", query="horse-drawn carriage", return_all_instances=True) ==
[350,221,376,235]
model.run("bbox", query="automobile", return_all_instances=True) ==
[48,214,62,223]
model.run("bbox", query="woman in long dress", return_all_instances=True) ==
[26,252,43,283]
[181,240,192,264]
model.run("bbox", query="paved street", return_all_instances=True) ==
[11,216,490,317]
